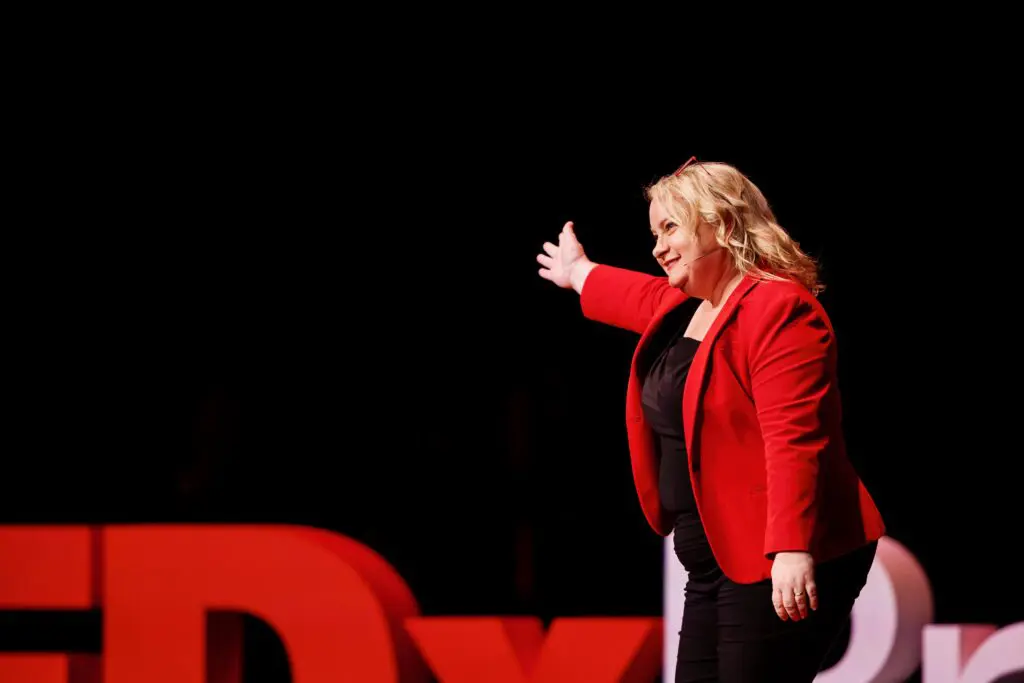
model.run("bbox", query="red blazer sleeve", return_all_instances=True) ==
[748,288,835,557]
[579,264,679,334]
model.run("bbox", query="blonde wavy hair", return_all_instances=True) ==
[645,160,823,295]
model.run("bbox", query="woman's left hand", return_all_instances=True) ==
[771,551,817,621]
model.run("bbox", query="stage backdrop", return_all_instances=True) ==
[1,102,1021,683]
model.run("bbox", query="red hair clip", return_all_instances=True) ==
[673,156,698,176]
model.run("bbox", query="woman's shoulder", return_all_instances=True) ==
[738,275,833,329]
[743,274,818,307]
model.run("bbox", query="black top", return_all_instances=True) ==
[641,325,701,514]
[640,303,719,578]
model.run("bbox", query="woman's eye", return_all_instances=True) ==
[654,223,677,241]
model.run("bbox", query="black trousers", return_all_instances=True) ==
[673,535,877,683]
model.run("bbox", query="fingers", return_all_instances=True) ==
[793,589,810,619]
[774,583,814,622]
[772,586,787,621]
[782,587,801,621]
[806,581,818,612]
[771,558,817,622]
[538,224,575,281]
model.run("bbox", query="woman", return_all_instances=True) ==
[536,158,886,682]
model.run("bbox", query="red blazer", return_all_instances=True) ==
[580,264,885,583]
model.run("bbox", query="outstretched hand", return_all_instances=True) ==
[771,551,818,621]
[537,221,594,293]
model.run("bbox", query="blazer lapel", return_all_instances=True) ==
[683,275,759,468]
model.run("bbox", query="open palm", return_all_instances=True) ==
[537,221,589,289]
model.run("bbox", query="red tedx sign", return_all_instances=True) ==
[0,525,661,683]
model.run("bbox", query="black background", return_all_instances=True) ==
[2,57,1020,682]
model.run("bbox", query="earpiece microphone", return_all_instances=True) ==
[677,247,723,267]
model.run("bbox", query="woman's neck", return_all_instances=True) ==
[704,269,743,309]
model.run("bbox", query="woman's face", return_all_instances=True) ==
[649,198,727,298]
